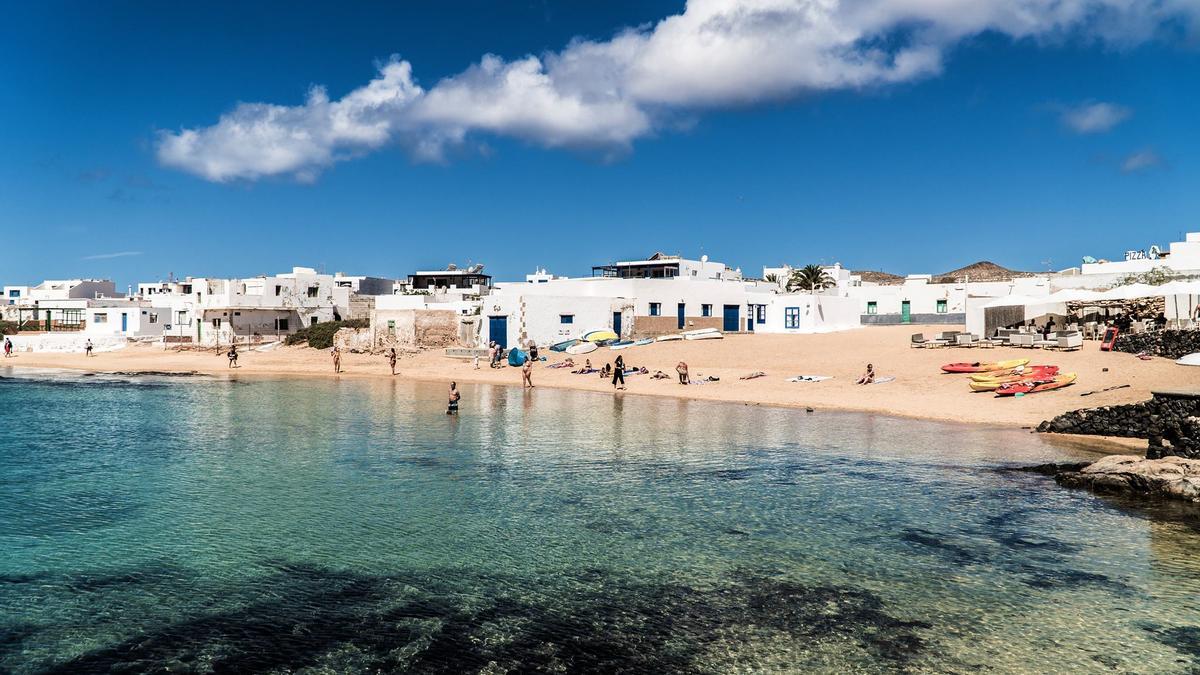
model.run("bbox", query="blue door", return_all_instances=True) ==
[677,303,685,330]
[612,311,622,337]
[489,316,508,349]
[120,313,128,332]
[722,305,740,332]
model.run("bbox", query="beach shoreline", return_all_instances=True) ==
[3,325,1182,444]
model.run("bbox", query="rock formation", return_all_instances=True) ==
[1055,454,1200,503]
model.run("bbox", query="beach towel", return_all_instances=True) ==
[872,376,895,384]
[572,368,599,375]
[547,362,574,369]
[787,375,832,383]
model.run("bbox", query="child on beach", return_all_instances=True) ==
[227,343,238,368]
[447,382,460,415]
[388,348,398,375]
[3,338,12,358]
[332,346,342,374]
[473,353,480,369]
[856,363,875,385]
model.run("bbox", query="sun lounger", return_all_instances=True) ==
[910,333,929,348]
[1009,333,1035,348]
[1053,332,1083,351]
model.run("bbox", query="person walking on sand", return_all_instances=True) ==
[447,381,460,415]
[4,338,12,358]
[388,347,398,376]
[473,352,480,370]
[332,346,342,374]
[227,343,238,368]
[522,359,534,388]
[676,361,690,385]
[85,339,94,357]
[856,363,876,385]
[612,354,626,390]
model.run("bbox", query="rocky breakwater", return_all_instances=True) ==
[1038,390,1200,459]
[1113,329,1200,360]
[1055,455,1200,504]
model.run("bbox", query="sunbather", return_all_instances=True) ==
[739,371,766,380]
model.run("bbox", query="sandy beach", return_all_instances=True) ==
[4,325,1185,433]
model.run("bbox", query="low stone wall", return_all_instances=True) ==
[1113,329,1200,359]
[1038,390,1200,459]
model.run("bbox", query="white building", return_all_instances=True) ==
[482,254,859,349]
[136,267,351,345]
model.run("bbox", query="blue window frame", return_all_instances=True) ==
[784,307,800,329]
[649,302,661,316]
[756,305,766,324]
[7,290,19,298]
[701,304,712,317]
[560,314,574,324]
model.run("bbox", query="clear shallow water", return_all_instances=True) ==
[2,368,1199,674]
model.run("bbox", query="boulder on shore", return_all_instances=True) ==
[1055,454,1200,503]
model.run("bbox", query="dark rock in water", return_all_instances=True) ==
[1037,391,1200,460]
[1003,462,1092,477]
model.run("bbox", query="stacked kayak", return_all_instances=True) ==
[994,373,1077,397]
[549,339,578,352]
[683,328,723,340]
[610,338,654,350]
[941,358,1029,374]
[566,341,598,355]
[968,366,1059,392]
[583,330,618,343]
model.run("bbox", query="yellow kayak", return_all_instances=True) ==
[583,330,618,343]
[970,365,1059,383]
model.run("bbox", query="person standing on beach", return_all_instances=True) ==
[473,353,480,370]
[388,347,398,376]
[3,338,12,358]
[85,339,93,357]
[447,381,460,414]
[487,342,496,368]
[522,358,534,388]
[676,361,689,385]
[332,346,342,374]
[612,354,626,390]
[227,343,238,368]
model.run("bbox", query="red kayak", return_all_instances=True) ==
[941,358,1030,374]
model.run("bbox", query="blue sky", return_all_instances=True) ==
[2,1,1197,289]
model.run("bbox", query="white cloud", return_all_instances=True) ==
[82,251,143,260]
[157,0,1200,181]
[1061,101,1132,134]
[1121,148,1163,172]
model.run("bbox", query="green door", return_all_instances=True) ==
[901,301,911,324]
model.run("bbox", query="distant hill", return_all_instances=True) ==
[852,269,905,285]
[933,261,1034,284]
[852,261,1033,285]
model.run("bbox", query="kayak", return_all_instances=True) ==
[656,334,684,342]
[994,373,1077,397]
[566,342,598,355]
[969,372,1058,392]
[941,358,1030,373]
[583,330,618,343]
[969,365,1059,383]
[549,339,578,352]
[685,331,723,341]
[608,340,635,350]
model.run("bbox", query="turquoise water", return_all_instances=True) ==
[2,368,1199,673]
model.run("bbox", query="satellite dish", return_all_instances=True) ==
[701,255,709,263]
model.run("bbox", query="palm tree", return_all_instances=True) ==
[786,264,834,294]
